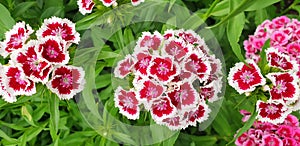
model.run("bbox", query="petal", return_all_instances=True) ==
[114,55,135,79]
[151,96,176,121]
[77,0,95,15]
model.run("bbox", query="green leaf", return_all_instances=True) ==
[48,92,60,141]
[245,0,280,11]
[123,27,135,45]
[0,3,15,39]
[21,105,35,126]
[95,74,111,89]
[226,0,245,62]
[254,9,269,26]
[0,129,19,143]
[227,111,258,145]
[162,131,180,146]
[12,2,36,18]
[111,131,136,145]
[258,39,270,73]
[40,7,64,20]
[97,51,120,60]
[210,0,229,16]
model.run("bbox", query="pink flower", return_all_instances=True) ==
[77,0,95,15]
[266,72,299,102]
[38,36,69,65]
[228,59,266,94]
[266,47,296,71]
[262,134,283,146]
[256,100,290,124]
[114,87,140,120]
[276,125,294,138]
[287,43,300,57]
[114,55,135,78]
[36,16,80,44]
[47,65,85,100]
[282,138,297,146]
[272,16,290,29]
[2,66,36,96]
[235,133,252,146]
[10,40,52,83]
[0,22,33,58]
[240,110,251,122]
[284,114,299,127]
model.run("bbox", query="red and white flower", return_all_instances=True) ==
[10,40,52,83]
[114,87,140,120]
[77,0,95,15]
[133,52,152,76]
[114,55,135,78]
[47,65,85,100]
[186,101,210,126]
[36,16,80,44]
[158,115,183,131]
[167,81,199,109]
[151,96,176,120]
[164,40,188,61]
[266,47,296,71]
[137,80,165,103]
[131,0,144,6]
[100,0,117,7]
[137,31,162,51]
[256,100,290,124]
[149,57,179,82]
[0,22,33,58]
[38,36,69,65]
[228,59,266,94]
[266,72,299,102]
[184,51,211,81]
[2,65,36,96]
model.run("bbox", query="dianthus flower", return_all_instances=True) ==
[236,110,300,146]
[114,29,223,130]
[0,16,85,102]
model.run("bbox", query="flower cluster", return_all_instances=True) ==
[229,15,300,124]
[78,0,145,15]
[0,16,85,102]
[228,46,300,124]
[244,16,300,69]
[114,29,223,130]
[236,110,300,146]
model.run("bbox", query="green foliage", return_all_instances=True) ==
[0,0,298,145]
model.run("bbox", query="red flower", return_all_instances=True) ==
[138,32,162,50]
[100,0,116,7]
[2,66,36,96]
[167,81,199,109]
[151,96,176,120]
[149,57,178,82]
[256,100,290,124]
[131,0,144,6]
[114,55,135,78]
[11,40,52,83]
[38,37,69,65]
[36,16,80,44]
[137,80,164,103]
[77,0,95,15]
[0,22,33,58]
[266,47,296,71]
[47,65,85,100]
[228,60,266,94]
[184,52,211,81]
[114,87,140,120]
[266,72,299,102]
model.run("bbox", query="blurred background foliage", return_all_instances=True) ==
[0,0,299,145]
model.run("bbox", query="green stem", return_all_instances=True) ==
[281,0,300,15]
[202,0,221,22]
